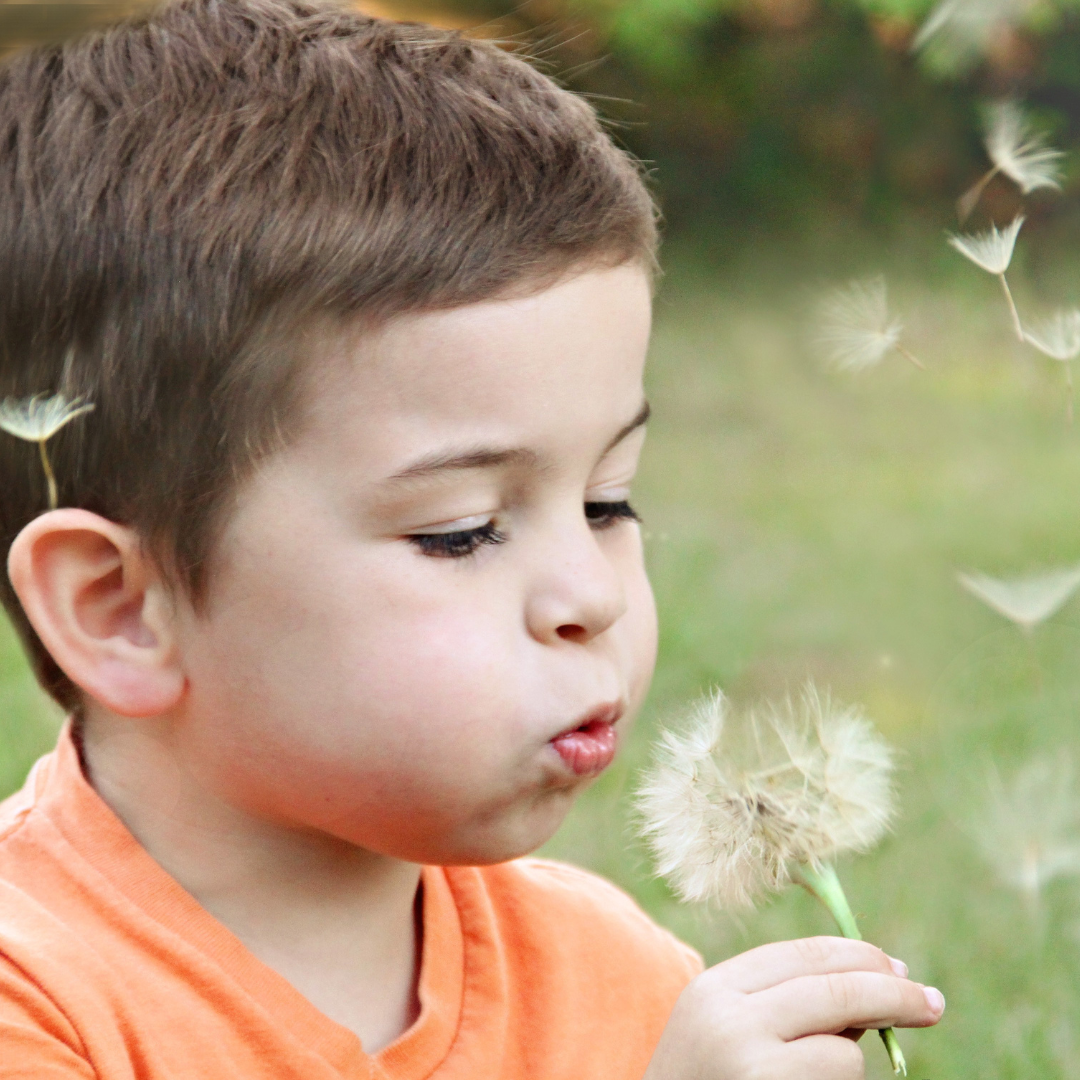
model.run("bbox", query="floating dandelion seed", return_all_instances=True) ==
[1023,308,1080,423]
[1025,309,1080,361]
[637,685,907,1075]
[913,0,1039,71]
[0,392,95,510]
[970,756,1080,907]
[948,215,1025,341]
[958,101,1064,222]
[815,276,925,372]
[957,565,1080,632]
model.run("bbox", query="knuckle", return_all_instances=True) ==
[867,943,891,972]
[683,968,732,1011]
[794,935,833,967]
[825,972,856,1013]
[674,976,745,1040]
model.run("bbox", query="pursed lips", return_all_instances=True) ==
[549,702,623,777]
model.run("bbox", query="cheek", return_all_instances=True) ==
[190,548,534,771]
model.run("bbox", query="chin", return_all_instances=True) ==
[432,788,578,867]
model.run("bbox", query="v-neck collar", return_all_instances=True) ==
[33,726,468,1079]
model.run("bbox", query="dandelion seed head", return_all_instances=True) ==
[957,565,1080,630]
[814,276,904,372]
[0,393,95,444]
[636,684,897,909]
[948,215,1024,276]
[970,756,1080,900]
[1023,309,1080,362]
[984,100,1064,195]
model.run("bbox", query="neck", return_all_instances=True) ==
[79,711,423,1052]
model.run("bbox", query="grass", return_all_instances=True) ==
[540,235,1080,1080]
[3,232,1080,1077]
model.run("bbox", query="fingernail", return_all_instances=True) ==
[888,956,908,978]
[923,987,945,1015]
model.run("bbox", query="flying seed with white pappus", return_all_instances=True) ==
[957,565,1080,633]
[814,276,925,372]
[948,215,1025,341]
[1023,309,1080,423]
[957,101,1064,222]
[0,392,95,510]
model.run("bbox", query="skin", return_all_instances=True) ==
[8,263,943,1071]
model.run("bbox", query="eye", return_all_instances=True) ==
[584,499,641,530]
[407,520,507,559]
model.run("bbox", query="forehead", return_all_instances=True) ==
[296,265,653,471]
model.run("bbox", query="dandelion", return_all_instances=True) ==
[0,392,95,509]
[1023,308,1080,423]
[814,276,925,372]
[947,215,1025,341]
[957,101,1064,222]
[913,0,1040,72]
[957,565,1080,632]
[637,685,907,1075]
[969,756,1080,908]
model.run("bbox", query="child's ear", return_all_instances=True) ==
[7,510,185,717]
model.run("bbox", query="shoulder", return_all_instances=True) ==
[476,857,703,983]
[0,752,50,847]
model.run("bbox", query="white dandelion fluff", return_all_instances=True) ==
[0,392,95,510]
[970,756,1080,904]
[958,101,1064,221]
[957,565,1080,632]
[637,685,897,908]
[1024,309,1080,362]
[1023,309,1080,422]
[0,392,95,443]
[814,276,924,372]
[947,215,1025,340]
[637,684,907,1073]
[985,101,1064,195]
[948,214,1024,275]
[913,0,1040,73]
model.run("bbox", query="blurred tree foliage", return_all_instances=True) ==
[462,0,1080,236]
[3,0,1080,234]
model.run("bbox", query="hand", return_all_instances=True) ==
[644,936,944,1080]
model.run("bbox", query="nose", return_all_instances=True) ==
[524,517,628,646]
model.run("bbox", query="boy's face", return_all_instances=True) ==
[173,263,656,865]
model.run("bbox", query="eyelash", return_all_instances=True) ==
[409,521,507,559]
[408,500,641,559]
[584,499,641,529]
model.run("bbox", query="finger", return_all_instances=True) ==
[706,936,904,994]
[839,1027,866,1042]
[776,1034,867,1080]
[757,970,944,1041]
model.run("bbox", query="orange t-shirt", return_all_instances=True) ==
[0,729,702,1078]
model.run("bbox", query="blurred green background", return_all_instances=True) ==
[6,0,1080,1076]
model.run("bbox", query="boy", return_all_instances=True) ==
[0,1,943,1075]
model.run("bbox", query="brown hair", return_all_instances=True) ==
[0,0,657,710]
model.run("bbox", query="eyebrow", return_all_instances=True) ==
[384,399,651,484]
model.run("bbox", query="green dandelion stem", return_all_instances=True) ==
[794,862,908,1077]
[37,439,58,510]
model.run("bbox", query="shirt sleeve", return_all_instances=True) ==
[0,956,95,1078]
